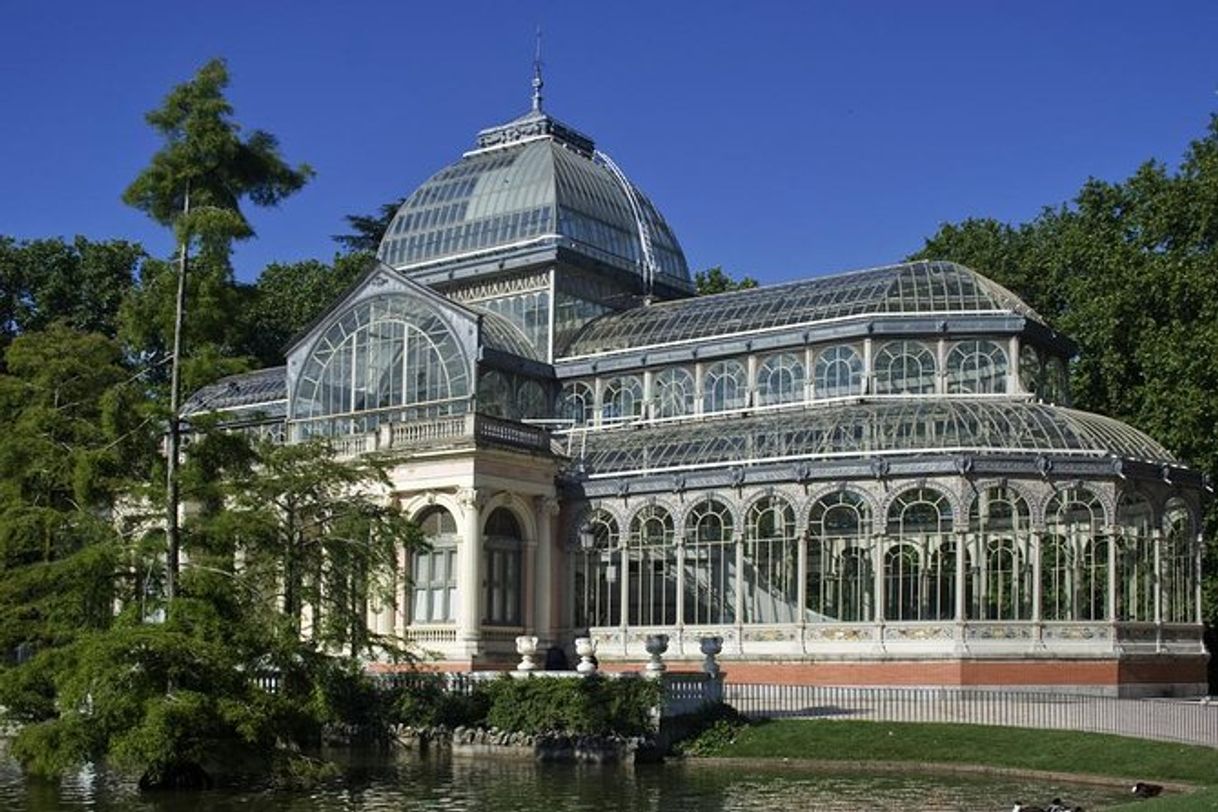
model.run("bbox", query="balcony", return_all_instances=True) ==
[326,413,556,460]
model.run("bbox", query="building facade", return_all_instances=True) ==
[184,96,1208,696]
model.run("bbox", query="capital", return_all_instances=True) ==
[456,487,487,510]
[535,495,561,516]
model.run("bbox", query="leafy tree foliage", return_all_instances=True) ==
[912,113,1218,618]
[240,253,370,365]
[332,197,405,255]
[695,266,758,295]
[0,236,143,360]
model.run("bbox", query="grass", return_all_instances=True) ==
[691,719,1218,786]
[1110,786,1218,810]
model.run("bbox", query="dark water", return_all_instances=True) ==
[0,753,1136,811]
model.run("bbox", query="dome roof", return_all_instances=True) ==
[571,399,1176,478]
[563,261,1045,356]
[376,108,691,293]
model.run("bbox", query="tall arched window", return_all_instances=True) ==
[969,487,1032,620]
[293,295,470,436]
[809,490,872,622]
[559,381,595,427]
[601,375,644,423]
[1163,498,1197,624]
[574,509,620,629]
[1117,492,1155,622]
[412,506,458,624]
[1046,487,1107,621]
[874,341,937,396]
[654,367,695,419]
[684,498,736,625]
[484,508,522,626]
[743,496,798,623]
[814,345,864,399]
[628,505,676,626]
[477,370,512,417]
[886,488,952,620]
[1019,344,1042,396]
[946,340,1009,394]
[703,360,749,413]
[756,353,805,406]
[515,379,547,419]
[1040,535,1074,621]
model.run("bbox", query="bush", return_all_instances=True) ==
[483,674,660,736]
[671,703,749,756]
[392,675,489,729]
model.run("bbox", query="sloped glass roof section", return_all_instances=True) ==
[182,366,287,416]
[376,110,690,292]
[570,399,1173,478]
[563,261,1043,356]
[470,306,540,359]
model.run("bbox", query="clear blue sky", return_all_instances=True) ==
[2,1,1216,285]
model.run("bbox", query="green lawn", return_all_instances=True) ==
[693,719,1218,786]
[1111,786,1218,810]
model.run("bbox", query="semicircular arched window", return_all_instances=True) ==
[558,381,595,427]
[946,340,1009,394]
[808,490,872,622]
[703,360,749,413]
[574,509,621,628]
[685,498,736,625]
[756,353,805,406]
[654,367,695,419]
[874,341,937,396]
[1045,486,1106,621]
[292,295,470,436]
[602,375,644,423]
[814,345,863,399]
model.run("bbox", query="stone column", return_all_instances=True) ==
[796,532,808,624]
[955,530,967,622]
[1031,530,1042,623]
[734,533,745,624]
[874,535,886,624]
[1152,529,1163,625]
[534,496,560,645]
[1106,526,1118,622]
[456,487,484,653]
[674,535,686,628]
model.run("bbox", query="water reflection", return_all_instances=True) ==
[0,752,1134,811]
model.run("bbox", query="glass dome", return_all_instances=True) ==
[376,109,690,293]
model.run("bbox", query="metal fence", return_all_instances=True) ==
[724,683,1218,749]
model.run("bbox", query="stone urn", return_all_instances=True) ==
[575,636,598,675]
[644,633,669,678]
[699,635,723,677]
[515,635,540,672]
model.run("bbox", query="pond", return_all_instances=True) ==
[0,751,1137,811]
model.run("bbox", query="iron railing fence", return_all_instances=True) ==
[723,683,1218,749]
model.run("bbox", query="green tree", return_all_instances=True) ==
[913,112,1218,619]
[332,197,405,255]
[123,57,313,599]
[695,265,758,295]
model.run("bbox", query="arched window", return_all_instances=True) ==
[293,295,470,436]
[809,490,872,622]
[1040,536,1074,622]
[814,345,864,399]
[1046,487,1107,621]
[484,507,522,626]
[684,498,736,625]
[1117,492,1155,622]
[703,359,749,413]
[477,370,512,417]
[886,488,952,620]
[559,381,595,427]
[515,379,547,420]
[874,341,937,396]
[412,506,457,624]
[1163,498,1197,624]
[654,367,695,419]
[601,375,644,423]
[1019,344,1042,396]
[946,340,1008,394]
[756,353,805,406]
[969,487,1031,621]
[574,510,620,629]
[1044,356,1069,405]
[628,505,676,626]
[928,541,961,622]
[744,496,798,623]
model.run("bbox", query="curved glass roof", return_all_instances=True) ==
[182,366,287,417]
[563,261,1042,356]
[471,306,540,359]
[376,111,690,291]
[570,399,1173,478]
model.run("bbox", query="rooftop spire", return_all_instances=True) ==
[531,26,544,113]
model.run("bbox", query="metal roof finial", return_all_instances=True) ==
[531,26,544,113]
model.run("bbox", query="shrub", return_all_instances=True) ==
[483,675,660,736]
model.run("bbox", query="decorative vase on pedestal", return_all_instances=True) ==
[699,635,723,677]
[515,635,540,672]
[644,633,669,679]
[575,636,598,675]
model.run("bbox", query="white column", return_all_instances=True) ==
[804,345,815,401]
[674,536,686,628]
[693,363,705,416]
[1196,532,1204,626]
[1008,335,1020,393]
[936,337,948,394]
[1031,531,1042,623]
[734,533,745,623]
[796,533,808,623]
[874,536,886,623]
[955,530,967,622]
[1153,529,1163,625]
[862,338,873,395]
[1106,527,1118,622]
[534,497,559,645]
[456,488,484,651]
